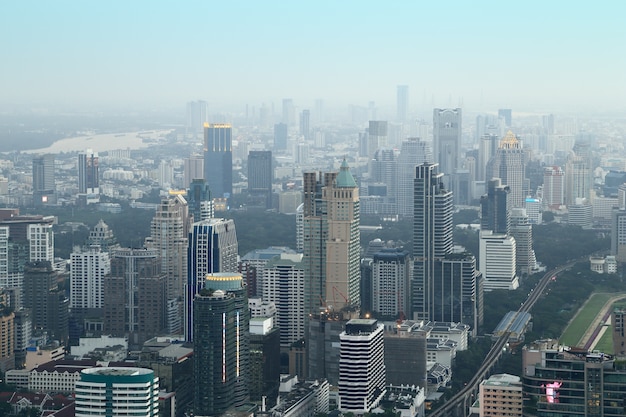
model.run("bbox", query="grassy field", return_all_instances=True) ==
[594,325,613,354]
[560,293,613,346]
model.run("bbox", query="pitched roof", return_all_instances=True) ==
[335,159,357,188]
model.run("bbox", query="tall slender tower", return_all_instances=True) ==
[412,163,453,320]
[248,151,273,209]
[77,149,99,199]
[185,218,238,341]
[433,108,462,177]
[397,137,433,217]
[480,177,510,234]
[486,131,526,209]
[203,123,233,199]
[32,154,56,205]
[186,179,213,222]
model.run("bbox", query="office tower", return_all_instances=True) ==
[397,138,433,217]
[433,108,462,178]
[77,149,99,203]
[248,150,273,209]
[433,253,483,330]
[183,154,204,186]
[509,208,537,275]
[193,273,249,415]
[274,123,288,151]
[0,293,14,372]
[249,317,281,407]
[185,218,238,341]
[282,98,296,126]
[397,85,409,122]
[70,245,111,310]
[498,108,512,127]
[104,248,167,348]
[412,163,453,320]
[477,133,499,182]
[480,178,510,234]
[479,231,518,290]
[296,203,304,252]
[338,319,386,414]
[75,367,160,417]
[300,109,311,140]
[186,178,213,222]
[613,308,626,356]
[186,100,208,135]
[369,147,397,200]
[486,131,526,209]
[203,123,233,199]
[145,195,190,303]
[86,219,117,253]
[543,166,565,208]
[568,199,593,228]
[611,209,626,262]
[262,253,306,348]
[241,246,295,298]
[23,261,68,343]
[478,374,523,417]
[565,141,593,206]
[32,154,56,205]
[384,321,428,389]
[542,113,555,134]
[366,121,388,158]
[371,249,411,318]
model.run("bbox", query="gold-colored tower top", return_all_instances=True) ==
[499,130,520,149]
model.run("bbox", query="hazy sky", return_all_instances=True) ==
[2,1,625,113]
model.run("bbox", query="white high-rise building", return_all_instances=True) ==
[263,253,306,348]
[338,319,386,414]
[75,367,159,417]
[70,246,111,309]
[479,230,518,290]
[509,208,537,275]
[397,138,433,217]
[28,222,54,262]
[543,166,565,208]
[433,108,462,178]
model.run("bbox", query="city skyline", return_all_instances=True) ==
[2,2,625,114]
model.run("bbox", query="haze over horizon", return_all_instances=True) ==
[2,1,625,115]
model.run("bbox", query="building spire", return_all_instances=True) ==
[336,159,357,188]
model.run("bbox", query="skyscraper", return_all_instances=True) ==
[186,178,213,222]
[282,98,296,126]
[193,273,249,415]
[543,166,565,208]
[509,208,537,275]
[77,149,99,202]
[300,109,310,140]
[498,108,512,127]
[486,131,526,209]
[477,133,499,182]
[104,248,167,348]
[367,121,388,158]
[203,123,233,199]
[433,108,462,178]
[338,319,386,414]
[185,218,238,341]
[397,85,409,122]
[273,123,288,151]
[32,154,56,205]
[396,137,433,217]
[480,177,510,234]
[372,249,411,318]
[412,163,453,320]
[248,150,273,209]
[183,154,204,187]
[186,100,208,135]
[70,245,110,311]
[565,140,593,206]
[479,231,518,290]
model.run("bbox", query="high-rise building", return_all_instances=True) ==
[75,367,160,417]
[480,178,510,234]
[263,253,306,348]
[282,99,296,126]
[186,100,208,135]
[70,245,111,310]
[203,123,233,199]
[274,123,288,151]
[486,131,526,209]
[77,149,99,203]
[32,154,56,205]
[248,150,273,209]
[478,374,523,417]
[433,108,462,178]
[509,208,537,275]
[498,108,512,127]
[383,321,428,389]
[183,154,204,187]
[185,218,238,341]
[565,141,593,206]
[479,231,518,290]
[396,138,433,217]
[611,209,626,262]
[412,163,453,320]
[367,121,388,158]
[0,293,14,372]
[145,196,190,302]
[338,319,386,414]
[186,178,213,222]
[87,219,117,252]
[249,317,280,407]
[477,134,499,182]
[371,249,411,318]
[300,109,310,140]
[542,166,565,208]
[193,273,249,415]
[104,249,167,348]
[397,85,409,122]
